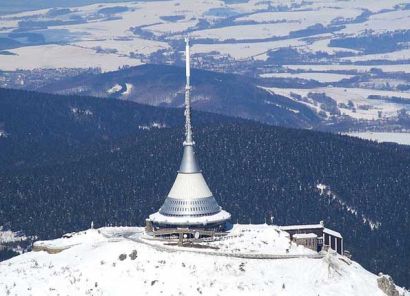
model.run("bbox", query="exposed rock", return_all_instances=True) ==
[378,274,399,296]
[129,250,138,260]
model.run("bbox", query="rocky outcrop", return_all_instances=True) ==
[378,274,400,296]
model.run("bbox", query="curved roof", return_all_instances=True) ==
[168,172,213,200]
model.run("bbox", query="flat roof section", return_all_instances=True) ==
[293,233,318,239]
[324,228,342,238]
[280,224,324,231]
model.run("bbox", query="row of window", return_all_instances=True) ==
[164,206,218,212]
[166,198,214,206]
[161,211,220,217]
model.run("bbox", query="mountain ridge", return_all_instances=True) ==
[38,64,322,129]
[35,64,410,132]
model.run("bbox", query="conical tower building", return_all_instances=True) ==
[148,38,231,232]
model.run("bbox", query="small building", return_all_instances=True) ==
[280,221,344,255]
[292,233,317,251]
[280,223,325,240]
[323,228,343,255]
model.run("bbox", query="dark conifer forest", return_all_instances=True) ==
[0,88,409,286]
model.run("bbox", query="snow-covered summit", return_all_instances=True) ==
[0,225,408,296]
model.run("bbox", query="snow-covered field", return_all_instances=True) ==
[0,0,409,69]
[192,38,304,60]
[344,48,410,63]
[345,132,410,146]
[284,64,410,74]
[265,86,410,120]
[235,8,362,26]
[1,225,407,296]
[340,9,410,35]
[0,44,141,72]
[260,72,353,83]
[192,22,309,41]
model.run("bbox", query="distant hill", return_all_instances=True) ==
[38,64,410,132]
[39,64,321,129]
[0,88,409,286]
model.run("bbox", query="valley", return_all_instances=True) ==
[0,0,409,132]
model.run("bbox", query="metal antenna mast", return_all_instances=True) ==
[184,37,194,146]
[178,37,199,173]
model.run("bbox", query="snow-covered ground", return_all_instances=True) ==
[107,83,122,94]
[340,9,410,35]
[260,72,353,83]
[0,0,409,69]
[283,64,410,74]
[0,227,36,255]
[191,22,310,41]
[192,38,304,60]
[264,86,410,120]
[0,44,141,72]
[344,132,410,146]
[235,7,362,27]
[344,48,410,63]
[0,227,28,244]
[0,225,408,296]
[122,82,133,96]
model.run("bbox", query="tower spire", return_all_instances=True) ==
[179,37,199,173]
[184,37,193,146]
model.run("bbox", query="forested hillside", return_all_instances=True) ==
[0,88,409,286]
[38,64,321,128]
[0,88,234,170]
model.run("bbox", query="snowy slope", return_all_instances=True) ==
[0,225,408,296]
[345,132,410,146]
